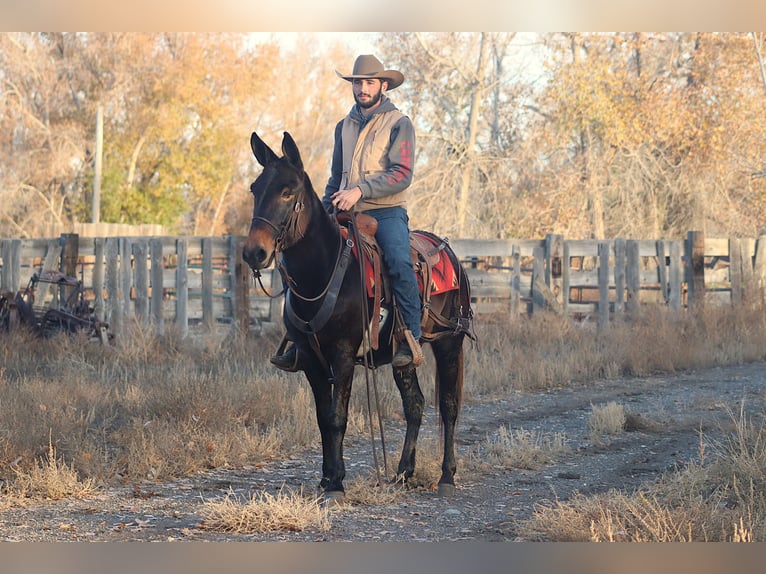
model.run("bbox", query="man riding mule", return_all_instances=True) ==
[242,127,474,499]
[271,54,423,371]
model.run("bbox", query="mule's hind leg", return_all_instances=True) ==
[431,336,465,497]
[392,364,424,484]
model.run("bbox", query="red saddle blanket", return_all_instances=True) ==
[342,228,459,298]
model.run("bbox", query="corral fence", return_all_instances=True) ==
[1,231,764,338]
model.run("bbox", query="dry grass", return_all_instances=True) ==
[518,404,766,541]
[11,437,96,500]
[343,472,408,505]
[1,300,766,514]
[200,487,332,533]
[475,426,570,470]
[588,401,627,444]
[463,302,766,397]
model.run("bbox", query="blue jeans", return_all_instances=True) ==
[366,206,422,341]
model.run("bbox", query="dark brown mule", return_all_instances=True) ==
[242,131,474,500]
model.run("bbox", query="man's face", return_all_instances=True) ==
[353,78,387,109]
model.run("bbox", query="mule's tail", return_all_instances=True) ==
[435,239,475,424]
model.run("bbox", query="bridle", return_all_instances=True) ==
[248,190,305,298]
[248,190,350,305]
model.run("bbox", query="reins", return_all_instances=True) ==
[348,212,389,486]
[249,192,391,484]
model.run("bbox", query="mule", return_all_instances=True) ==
[242,131,474,500]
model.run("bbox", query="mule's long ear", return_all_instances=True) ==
[251,132,279,167]
[281,132,304,172]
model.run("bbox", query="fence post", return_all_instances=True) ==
[0,240,10,292]
[532,245,561,314]
[626,240,640,315]
[150,238,165,334]
[562,241,570,315]
[60,233,79,304]
[742,237,755,304]
[614,238,626,315]
[228,236,250,336]
[36,239,63,306]
[132,241,149,323]
[93,238,105,322]
[754,236,766,291]
[598,241,610,331]
[175,238,189,338]
[531,246,544,314]
[105,237,122,336]
[0,240,20,293]
[119,237,133,323]
[510,244,521,317]
[668,241,683,311]
[686,230,705,311]
[545,234,564,308]
[656,240,668,304]
[201,237,214,330]
[730,238,744,306]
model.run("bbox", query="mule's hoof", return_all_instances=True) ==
[436,483,456,497]
[320,490,346,507]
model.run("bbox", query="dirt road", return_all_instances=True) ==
[2,362,764,541]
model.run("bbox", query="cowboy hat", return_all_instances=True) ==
[336,55,405,90]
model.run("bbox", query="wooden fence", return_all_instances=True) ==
[1,231,765,337]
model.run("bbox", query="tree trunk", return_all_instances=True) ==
[457,32,488,237]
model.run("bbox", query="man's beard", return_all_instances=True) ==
[354,87,382,109]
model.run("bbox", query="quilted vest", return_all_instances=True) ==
[340,109,406,211]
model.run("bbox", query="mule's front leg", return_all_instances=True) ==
[305,359,353,499]
[392,365,424,483]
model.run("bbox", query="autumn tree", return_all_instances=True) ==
[532,32,766,239]
[0,33,98,237]
[1,33,294,237]
[376,32,532,238]
[93,33,277,235]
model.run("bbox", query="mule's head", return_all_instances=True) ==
[242,131,309,270]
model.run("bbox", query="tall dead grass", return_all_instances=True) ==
[474,426,570,470]
[464,302,766,397]
[200,487,332,533]
[519,405,766,541]
[1,301,766,506]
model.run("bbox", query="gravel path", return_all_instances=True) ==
[2,362,765,541]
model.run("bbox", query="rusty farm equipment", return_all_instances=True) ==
[0,269,110,343]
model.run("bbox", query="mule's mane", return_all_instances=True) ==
[291,162,341,243]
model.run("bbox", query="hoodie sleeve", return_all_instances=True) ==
[359,115,415,200]
[322,120,345,212]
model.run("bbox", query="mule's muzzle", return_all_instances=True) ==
[242,227,276,270]
[242,244,270,270]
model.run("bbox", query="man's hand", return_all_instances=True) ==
[331,187,363,211]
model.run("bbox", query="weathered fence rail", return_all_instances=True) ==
[1,231,764,337]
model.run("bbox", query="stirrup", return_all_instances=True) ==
[404,329,424,367]
[270,337,300,372]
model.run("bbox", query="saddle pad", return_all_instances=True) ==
[411,232,460,295]
[340,228,459,299]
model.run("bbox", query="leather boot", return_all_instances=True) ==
[270,343,301,372]
[392,343,414,368]
[393,329,424,368]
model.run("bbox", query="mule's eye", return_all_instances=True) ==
[280,187,294,199]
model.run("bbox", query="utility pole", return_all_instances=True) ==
[92,104,103,224]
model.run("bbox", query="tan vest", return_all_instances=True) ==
[340,109,407,211]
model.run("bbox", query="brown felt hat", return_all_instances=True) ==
[336,54,404,90]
